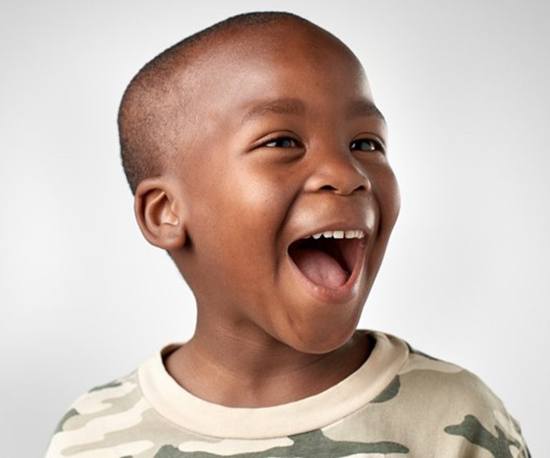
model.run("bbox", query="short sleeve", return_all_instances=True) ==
[441,369,532,458]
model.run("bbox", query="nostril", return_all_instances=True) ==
[319,182,368,195]
[319,184,338,192]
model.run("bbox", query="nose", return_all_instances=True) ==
[303,145,372,196]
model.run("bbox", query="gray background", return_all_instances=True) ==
[1,0,547,455]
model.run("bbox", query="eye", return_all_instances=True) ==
[261,136,300,148]
[350,138,385,153]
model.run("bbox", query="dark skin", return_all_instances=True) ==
[133,21,400,407]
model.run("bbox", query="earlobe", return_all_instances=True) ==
[133,178,186,250]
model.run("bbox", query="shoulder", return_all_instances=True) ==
[398,341,507,411]
[400,341,495,402]
[44,369,147,458]
[385,337,531,457]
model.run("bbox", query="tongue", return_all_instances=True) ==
[291,248,348,288]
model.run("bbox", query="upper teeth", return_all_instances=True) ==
[308,230,365,240]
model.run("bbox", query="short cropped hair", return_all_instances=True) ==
[117,11,313,195]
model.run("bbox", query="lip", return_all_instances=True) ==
[286,234,369,304]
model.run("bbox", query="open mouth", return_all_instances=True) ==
[287,235,365,290]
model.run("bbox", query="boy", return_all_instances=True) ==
[45,11,531,458]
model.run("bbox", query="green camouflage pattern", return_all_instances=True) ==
[44,343,531,457]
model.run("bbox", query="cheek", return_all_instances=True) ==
[224,163,291,223]
[374,166,401,235]
[209,166,291,268]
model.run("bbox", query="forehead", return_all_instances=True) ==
[185,23,377,125]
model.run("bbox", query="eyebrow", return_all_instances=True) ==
[347,99,386,123]
[240,98,305,123]
[240,97,386,125]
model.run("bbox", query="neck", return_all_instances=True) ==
[164,321,371,407]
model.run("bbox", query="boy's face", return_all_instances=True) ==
[162,23,400,351]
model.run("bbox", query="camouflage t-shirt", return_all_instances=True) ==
[44,328,531,457]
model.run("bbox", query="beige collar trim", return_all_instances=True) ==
[138,328,409,439]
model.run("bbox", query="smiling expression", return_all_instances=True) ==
[163,21,401,352]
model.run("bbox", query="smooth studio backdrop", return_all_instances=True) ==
[1,1,547,455]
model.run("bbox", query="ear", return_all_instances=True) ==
[133,177,186,251]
